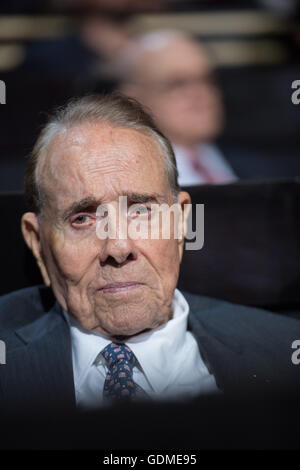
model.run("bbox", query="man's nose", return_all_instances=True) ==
[96,199,139,267]
[98,236,138,267]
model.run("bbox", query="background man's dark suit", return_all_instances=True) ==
[1,285,300,415]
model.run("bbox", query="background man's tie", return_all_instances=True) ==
[101,342,147,401]
[189,147,225,183]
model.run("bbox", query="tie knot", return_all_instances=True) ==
[102,342,137,372]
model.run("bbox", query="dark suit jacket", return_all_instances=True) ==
[0,285,300,414]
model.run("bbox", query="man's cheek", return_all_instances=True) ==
[46,237,95,280]
[146,241,180,275]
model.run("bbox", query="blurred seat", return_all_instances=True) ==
[178,179,300,315]
[1,180,300,316]
[0,192,42,296]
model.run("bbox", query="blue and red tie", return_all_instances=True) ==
[101,342,147,401]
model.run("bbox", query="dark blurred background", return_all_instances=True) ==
[0,0,299,190]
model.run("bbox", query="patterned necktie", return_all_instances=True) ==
[101,342,147,401]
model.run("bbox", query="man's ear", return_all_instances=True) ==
[176,191,191,260]
[21,212,51,287]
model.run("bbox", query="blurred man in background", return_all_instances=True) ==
[116,31,237,186]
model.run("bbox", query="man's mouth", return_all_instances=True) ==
[98,282,143,294]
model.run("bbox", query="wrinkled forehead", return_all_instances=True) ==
[39,122,170,211]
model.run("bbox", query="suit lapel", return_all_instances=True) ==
[2,302,76,412]
[187,309,259,394]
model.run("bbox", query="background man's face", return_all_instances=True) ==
[35,123,188,338]
[126,38,224,146]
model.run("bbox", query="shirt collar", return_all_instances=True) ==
[62,288,190,394]
[125,289,189,393]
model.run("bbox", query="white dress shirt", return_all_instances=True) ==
[63,289,220,410]
[174,143,238,187]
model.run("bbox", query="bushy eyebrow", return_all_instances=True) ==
[60,197,99,221]
[126,192,166,205]
[60,192,167,221]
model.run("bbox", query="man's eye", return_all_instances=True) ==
[72,215,92,225]
[136,206,149,214]
[129,205,151,218]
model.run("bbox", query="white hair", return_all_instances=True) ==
[25,93,180,214]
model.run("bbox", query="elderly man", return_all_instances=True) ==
[0,94,299,414]
[115,31,237,186]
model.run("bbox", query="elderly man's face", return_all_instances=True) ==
[22,123,189,338]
